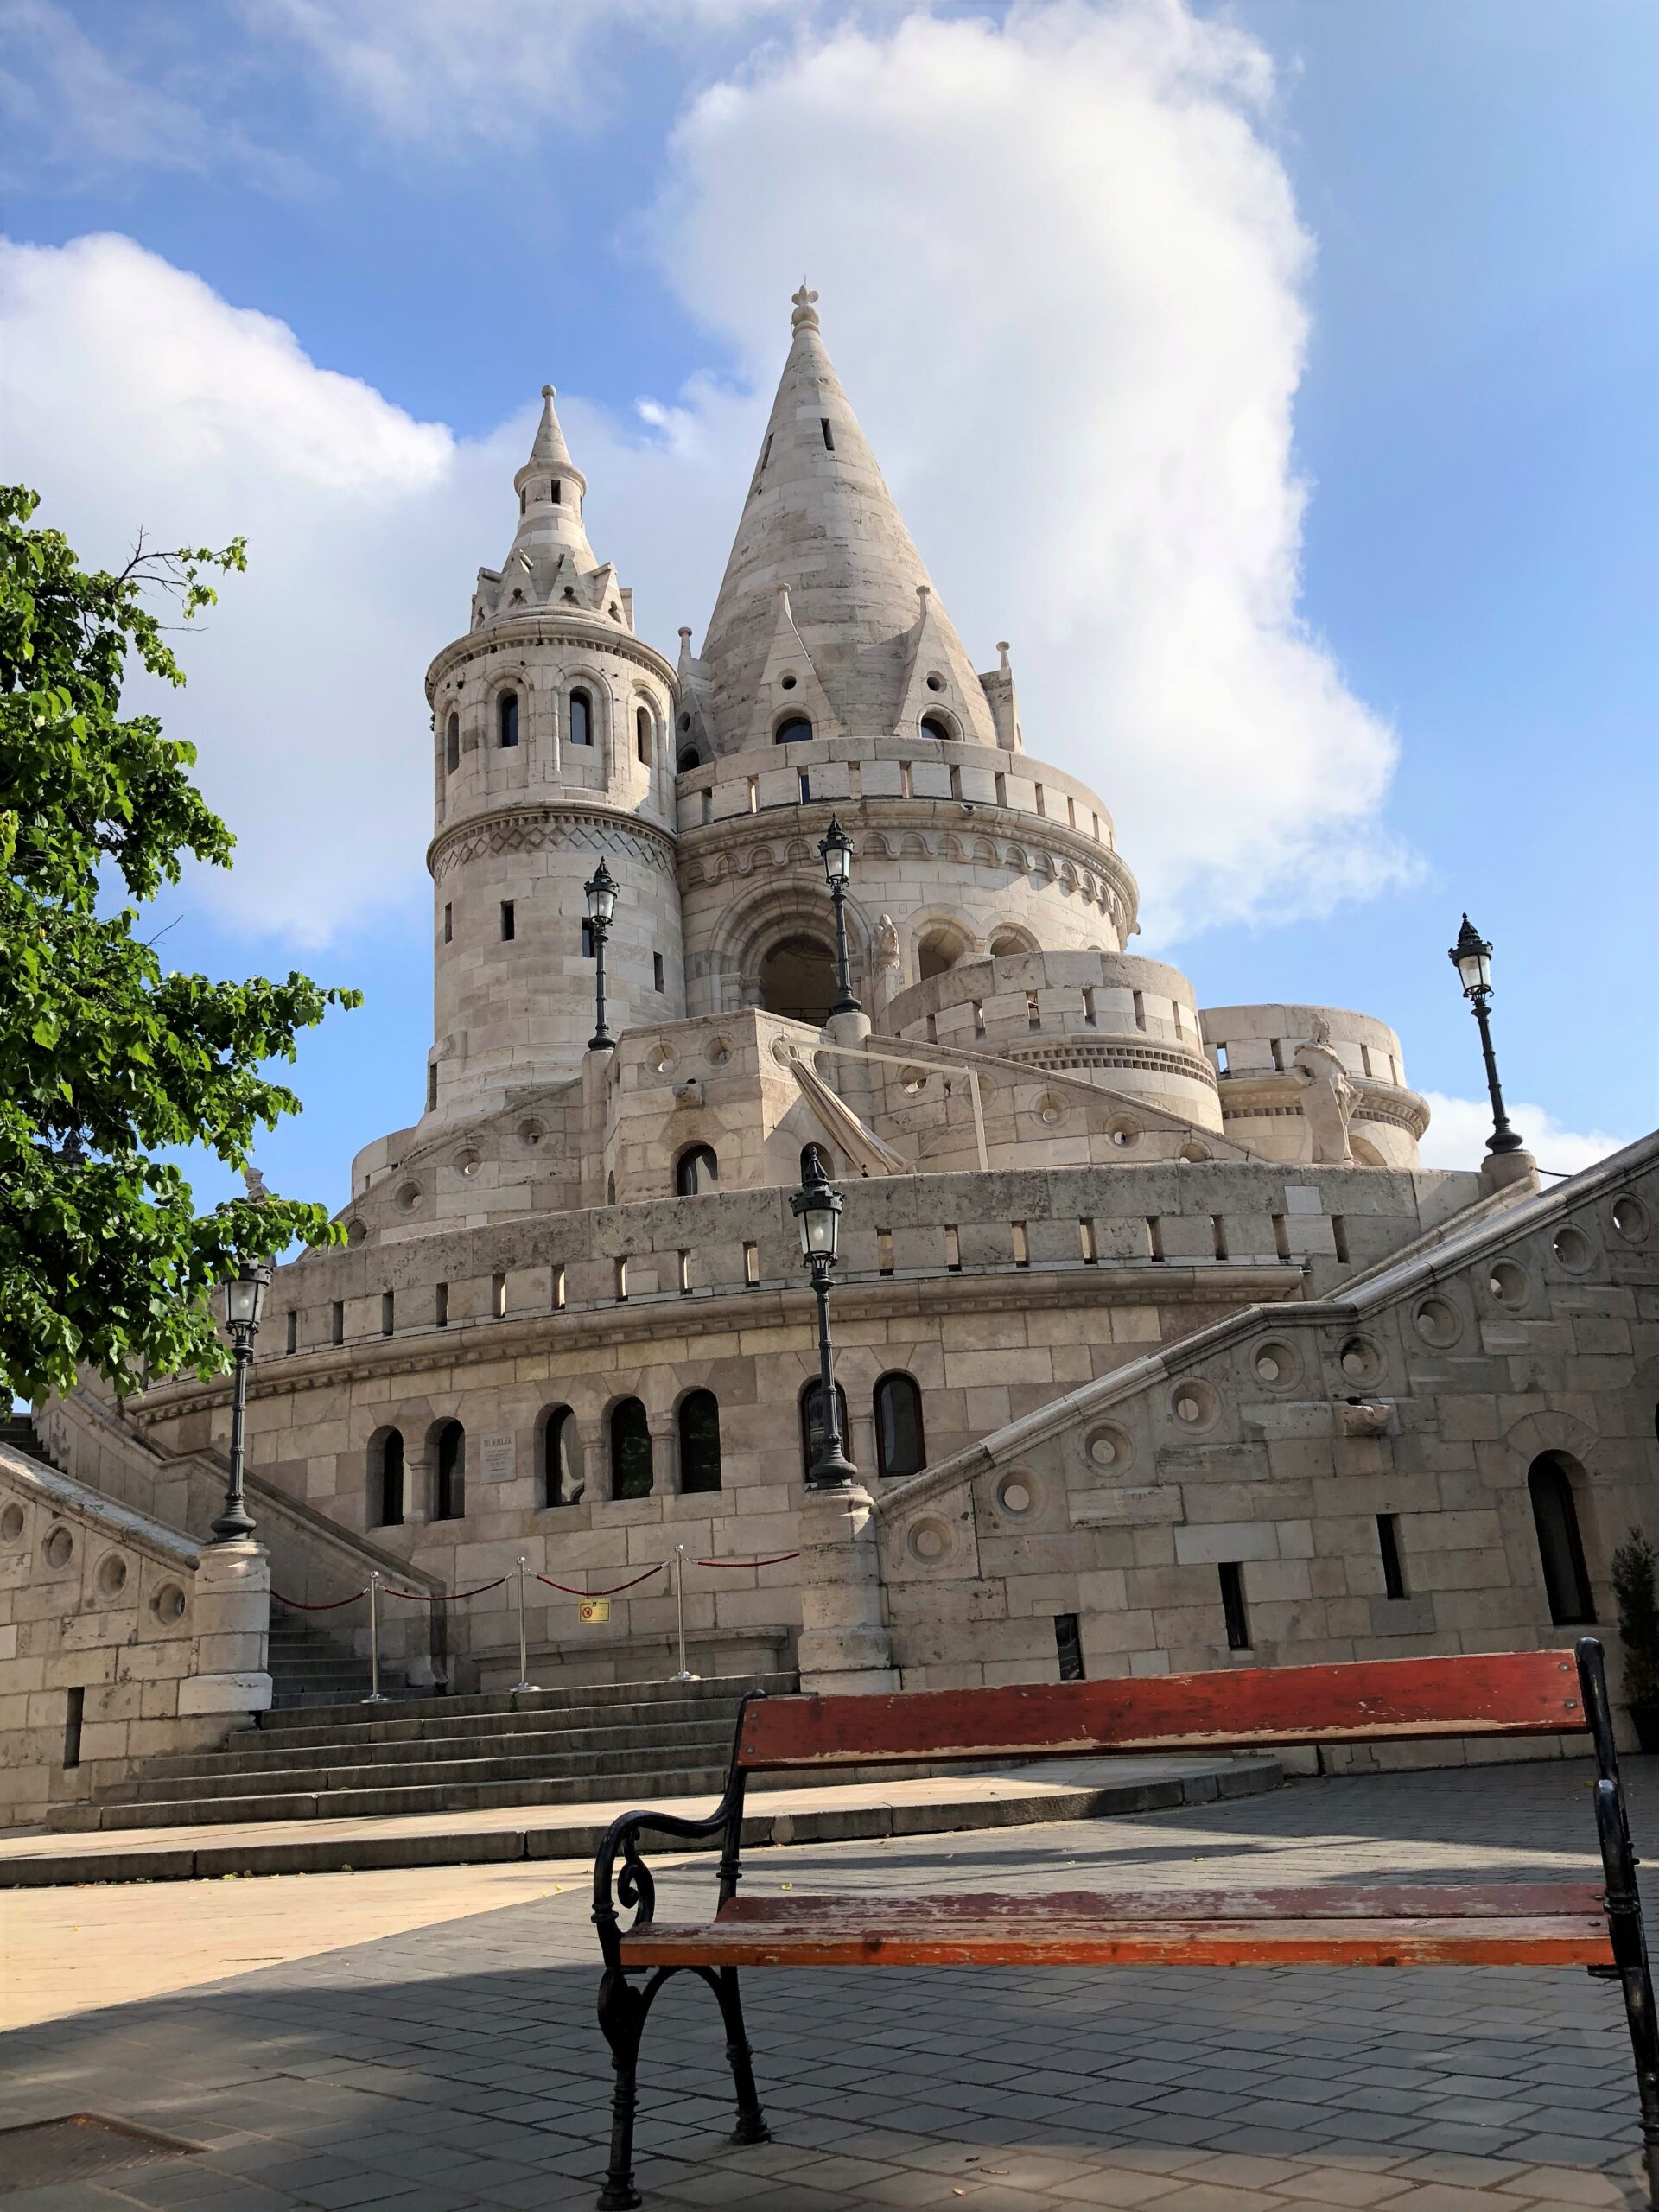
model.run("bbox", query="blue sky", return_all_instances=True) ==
[1,0,1653,1217]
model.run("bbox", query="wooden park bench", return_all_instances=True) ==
[591,1639,1658,2210]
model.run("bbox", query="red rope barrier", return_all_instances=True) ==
[382,1578,505,1602]
[536,1564,664,1597]
[692,1551,801,1568]
[272,1589,366,1611]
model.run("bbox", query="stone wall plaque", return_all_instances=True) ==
[479,1433,515,1484]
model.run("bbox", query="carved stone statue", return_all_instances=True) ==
[242,1166,270,1203]
[1292,1039,1357,1166]
[873,914,901,969]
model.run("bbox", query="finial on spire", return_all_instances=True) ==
[542,383,556,398]
[791,281,820,332]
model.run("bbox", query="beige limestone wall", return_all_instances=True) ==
[0,1443,270,1826]
[871,1135,1659,1737]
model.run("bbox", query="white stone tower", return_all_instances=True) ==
[421,389,683,1127]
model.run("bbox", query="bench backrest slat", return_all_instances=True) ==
[737,1650,1584,1772]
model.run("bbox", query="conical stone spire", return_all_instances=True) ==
[503,384,593,576]
[696,287,996,751]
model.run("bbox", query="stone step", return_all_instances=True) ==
[99,1727,743,1805]
[226,1681,778,1758]
[50,1762,735,1831]
[136,1712,749,1783]
[248,1670,793,1731]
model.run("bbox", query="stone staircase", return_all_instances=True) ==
[265,1604,417,1710]
[48,1673,795,1832]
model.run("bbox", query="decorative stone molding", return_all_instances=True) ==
[429,805,677,882]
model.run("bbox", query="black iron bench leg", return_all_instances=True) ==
[1580,1637,1659,2209]
[709,1965,771,2146]
[597,1966,649,2211]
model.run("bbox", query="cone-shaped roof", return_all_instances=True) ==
[697,288,995,750]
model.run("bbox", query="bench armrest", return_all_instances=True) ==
[592,1691,767,1974]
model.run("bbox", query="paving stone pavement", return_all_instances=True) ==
[1,1755,1653,2212]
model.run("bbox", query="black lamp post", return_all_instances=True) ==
[818,813,861,1019]
[213,1258,272,1543]
[585,859,618,1052]
[1448,914,1524,1156]
[790,1152,858,1489]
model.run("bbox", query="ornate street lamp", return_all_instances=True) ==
[1448,914,1525,1156]
[790,1150,858,1489]
[818,813,861,1020]
[213,1257,272,1543]
[585,859,619,1052]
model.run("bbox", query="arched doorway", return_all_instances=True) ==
[760,935,838,1026]
[1528,1452,1595,1624]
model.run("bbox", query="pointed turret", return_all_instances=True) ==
[696,287,997,751]
[471,385,629,631]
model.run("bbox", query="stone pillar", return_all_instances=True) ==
[796,1480,897,1694]
[1479,1148,1537,1197]
[177,1539,273,1717]
[823,1008,871,1051]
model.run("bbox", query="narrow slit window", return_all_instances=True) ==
[500,900,515,941]
[1332,1215,1350,1263]
[798,769,811,804]
[435,1281,448,1328]
[995,772,1007,807]
[1377,1514,1408,1600]
[550,480,562,504]
[1270,1038,1284,1071]
[877,1227,894,1277]
[381,1291,394,1338]
[654,951,665,992]
[820,417,835,450]
[427,1063,438,1111]
[949,765,962,798]
[972,999,985,1036]
[760,433,772,471]
[331,1300,344,1346]
[925,1014,938,1043]
[492,1272,506,1319]
[1082,987,1097,1027]
[1066,796,1077,828]
[552,1264,565,1311]
[63,1685,83,1770]
[677,1249,691,1296]
[743,1241,760,1287]
[497,690,519,747]
[1361,1044,1375,1077]
[1219,1563,1251,1650]
[1012,1221,1030,1267]
[1272,1213,1291,1262]
[614,1256,629,1302]
[1055,1613,1084,1681]
[900,760,913,798]
[1216,1042,1230,1074]
[569,689,592,747]
[944,1225,961,1272]
[1079,1218,1097,1265]
[285,1310,297,1355]
[702,790,713,825]
[442,902,453,944]
[636,707,652,766]
[1026,990,1041,1029]
[1211,1216,1228,1261]
[444,713,460,773]
[747,776,759,813]
[1034,783,1046,817]
[1132,989,1146,1032]
[1147,1217,1164,1262]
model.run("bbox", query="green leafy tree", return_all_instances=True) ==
[1612,1528,1659,1707]
[0,484,360,1403]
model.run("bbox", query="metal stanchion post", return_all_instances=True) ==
[671,1543,698,1683]
[365,1569,388,1704]
[512,1554,539,1694]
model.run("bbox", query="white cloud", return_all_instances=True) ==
[1,0,1416,950]
[1417,1094,1628,1178]
[0,0,210,180]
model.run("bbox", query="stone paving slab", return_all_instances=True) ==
[0,1756,1650,2209]
[0,1754,1280,1888]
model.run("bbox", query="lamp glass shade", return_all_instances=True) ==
[1449,916,1493,997]
[819,817,853,887]
[226,1262,270,1328]
[585,864,618,925]
[791,1166,842,1262]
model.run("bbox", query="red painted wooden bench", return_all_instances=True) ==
[591,1639,1657,2209]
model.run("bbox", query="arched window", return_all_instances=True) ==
[759,935,837,1025]
[919,713,953,742]
[774,716,812,745]
[611,1398,653,1499]
[988,929,1032,959]
[1529,1453,1594,1624]
[799,1379,851,1480]
[678,1389,722,1494]
[873,1372,926,1481]
[675,1144,718,1196]
[444,713,460,773]
[636,707,652,766]
[541,1406,582,1508]
[371,1428,404,1527]
[800,1143,833,1181]
[569,689,593,747]
[677,747,701,774]
[433,1421,465,1521]
[497,692,519,748]
[918,928,967,981]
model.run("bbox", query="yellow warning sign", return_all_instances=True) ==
[578,1598,611,1624]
